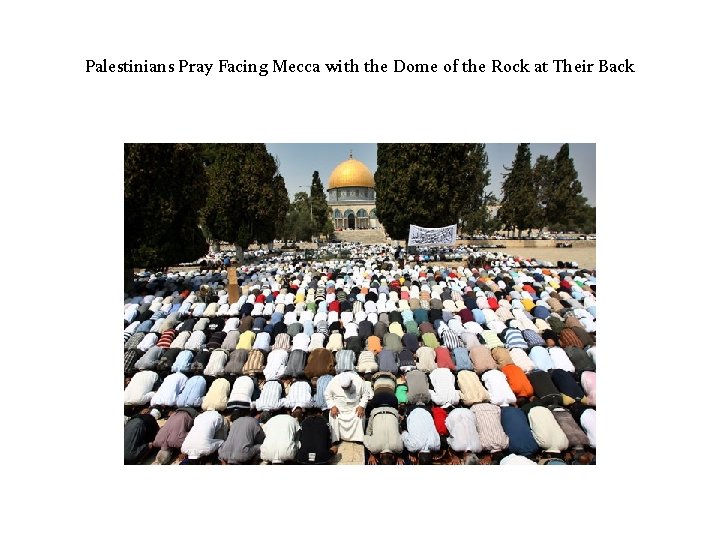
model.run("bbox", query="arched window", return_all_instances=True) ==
[344,209,356,230]
[356,208,369,229]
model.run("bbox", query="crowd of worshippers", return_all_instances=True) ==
[124,251,596,465]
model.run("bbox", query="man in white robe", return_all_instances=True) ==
[324,371,370,443]
[260,413,300,463]
[180,410,228,461]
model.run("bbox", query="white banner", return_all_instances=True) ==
[407,224,457,246]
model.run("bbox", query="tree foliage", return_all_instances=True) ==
[374,144,492,240]
[309,171,333,237]
[124,143,208,272]
[497,143,543,235]
[540,143,584,228]
[201,144,285,260]
[282,192,313,242]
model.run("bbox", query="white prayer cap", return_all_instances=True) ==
[338,371,354,388]
[150,408,161,420]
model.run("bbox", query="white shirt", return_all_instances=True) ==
[324,372,370,443]
[260,415,299,463]
[548,347,575,372]
[580,408,597,447]
[263,350,289,381]
[481,369,517,407]
[184,330,206,351]
[292,333,312,352]
[223,318,240,333]
[305,332,325,352]
[500,454,538,465]
[253,332,272,351]
[181,411,226,459]
[151,372,188,407]
[136,333,158,352]
[429,368,460,407]
[204,350,228,377]
[445,407,483,453]
[124,371,158,405]
[509,348,536,373]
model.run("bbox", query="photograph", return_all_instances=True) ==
[124,143,597,466]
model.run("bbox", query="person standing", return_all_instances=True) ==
[324,371,371,444]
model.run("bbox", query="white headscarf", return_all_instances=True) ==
[337,371,355,389]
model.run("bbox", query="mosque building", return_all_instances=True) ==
[327,153,379,230]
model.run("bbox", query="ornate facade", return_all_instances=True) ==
[327,154,379,230]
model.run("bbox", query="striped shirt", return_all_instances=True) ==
[335,349,356,372]
[521,329,544,347]
[272,333,291,351]
[357,350,378,373]
[470,403,509,453]
[313,374,334,410]
[440,327,462,350]
[280,381,314,410]
[503,328,528,350]
[481,330,504,349]
[254,380,283,411]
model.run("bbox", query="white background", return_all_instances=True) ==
[2,1,716,537]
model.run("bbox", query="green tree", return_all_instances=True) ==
[256,173,290,248]
[375,144,491,240]
[542,143,584,230]
[463,191,500,236]
[282,192,313,242]
[309,171,333,238]
[533,154,554,230]
[498,143,542,237]
[201,143,280,262]
[124,143,208,287]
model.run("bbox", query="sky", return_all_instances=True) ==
[267,143,596,206]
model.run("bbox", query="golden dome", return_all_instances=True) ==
[328,157,375,189]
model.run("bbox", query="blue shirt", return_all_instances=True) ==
[500,407,540,457]
[529,346,554,371]
[313,375,333,410]
[452,347,473,371]
[176,376,207,408]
